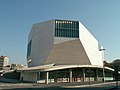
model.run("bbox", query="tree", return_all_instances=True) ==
[104,59,120,71]
[112,59,120,71]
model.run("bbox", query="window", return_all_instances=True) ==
[76,22,79,29]
[27,40,32,57]
[55,20,79,38]
[55,29,79,38]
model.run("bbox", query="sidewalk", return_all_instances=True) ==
[57,81,116,88]
[33,81,118,88]
[59,81,120,90]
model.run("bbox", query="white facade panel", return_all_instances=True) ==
[27,20,55,67]
[79,22,103,66]
[3,57,9,66]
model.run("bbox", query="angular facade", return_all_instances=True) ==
[27,19,103,67]
[20,19,114,83]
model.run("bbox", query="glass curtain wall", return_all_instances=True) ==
[55,20,79,38]
[27,40,32,57]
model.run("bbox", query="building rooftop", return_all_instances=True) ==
[0,56,7,59]
[17,64,114,72]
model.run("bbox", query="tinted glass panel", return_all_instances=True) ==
[55,20,79,38]
[27,40,32,57]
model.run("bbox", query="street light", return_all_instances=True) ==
[99,48,105,82]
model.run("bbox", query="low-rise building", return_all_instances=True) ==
[0,56,9,70]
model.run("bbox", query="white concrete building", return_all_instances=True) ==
[19,19,114,83]
[27,20,103,67]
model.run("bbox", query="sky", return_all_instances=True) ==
[0,0,120,65]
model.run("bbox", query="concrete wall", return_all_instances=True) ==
[45,39,91,65]
[27,20,55,67]
[21,72,37,82]
[3,57,9,66]
[79,22,103,66]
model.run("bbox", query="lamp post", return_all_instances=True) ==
[100,48,105,82]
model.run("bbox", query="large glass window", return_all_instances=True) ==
[55,20,79,38]
[27,40,32,57]
[55,29,79,38]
